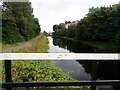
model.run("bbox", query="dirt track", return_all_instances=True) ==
[1,35,43,53]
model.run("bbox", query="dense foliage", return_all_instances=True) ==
[2,1,41,44]
[2,60,84,89]
[53,4,120,51]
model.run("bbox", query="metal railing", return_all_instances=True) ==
[0,53,120,90]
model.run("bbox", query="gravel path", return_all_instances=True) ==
[1,35,43,53]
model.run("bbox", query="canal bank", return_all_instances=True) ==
[53,36,118,53]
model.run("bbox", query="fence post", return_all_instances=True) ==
[91,61,98,90]
[5,60,12,90]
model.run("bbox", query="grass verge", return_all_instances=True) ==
[14,35,49,53]
[1,41,24,51]
[56,36,117,52]
[83,40,117,51]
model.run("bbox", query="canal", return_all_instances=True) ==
[47,36,120,90]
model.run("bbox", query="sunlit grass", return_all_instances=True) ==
[13,35,49,53]
[2,35,49,53]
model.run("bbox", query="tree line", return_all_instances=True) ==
[2,1,41,44]
[53,4,120,45]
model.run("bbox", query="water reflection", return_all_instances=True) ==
[47,36,91,80]
[48,37,120,80]
[48,36,120,90]
[48,37,70,53]
[51,60,91,80]
[52,37,120,79]
[53,37,100,53]
[77,61,120,80]
[77,61,120,90]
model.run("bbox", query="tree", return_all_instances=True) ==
[2,1,41,43]
[53,24,60,31]
[43,30,48,35]
[53,5,120,43]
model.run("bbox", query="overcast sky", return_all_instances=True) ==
[30,0,119,32]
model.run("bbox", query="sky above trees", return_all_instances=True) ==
[30,0,119,32]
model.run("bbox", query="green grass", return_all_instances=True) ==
[1,44,13,50]
[1,42,16,50]
[83,40,117,51]
[1,41,25,51]
[14,35,49,53]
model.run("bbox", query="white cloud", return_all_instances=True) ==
[30,0,119,32]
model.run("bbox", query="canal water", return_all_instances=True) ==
[47,36,120,90]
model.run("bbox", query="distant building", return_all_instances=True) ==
[65,20,79,29]
[118,1,120,4]
[112,1,120,7]
[65,23,71,29]
[71,20,79,25]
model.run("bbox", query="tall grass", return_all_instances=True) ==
[14,35,49,53]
